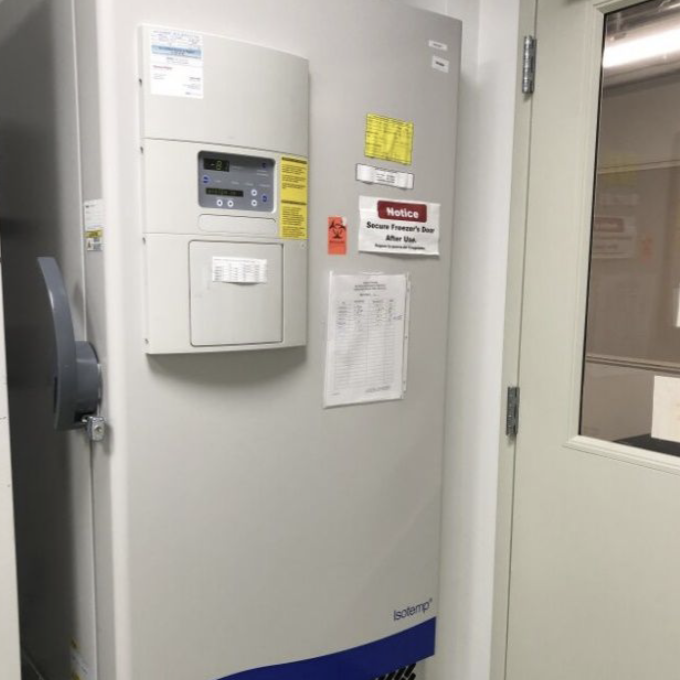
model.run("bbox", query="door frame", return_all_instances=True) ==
[489,0,536,676]
[490,0,657,678]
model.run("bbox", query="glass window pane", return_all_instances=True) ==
[581,0,680,455]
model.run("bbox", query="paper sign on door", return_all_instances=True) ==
[364,114,414,166]
[324,272,409,407]
[359,196,440,256]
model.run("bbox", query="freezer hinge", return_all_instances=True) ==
[506,386,520,438]
[522,36,536,95]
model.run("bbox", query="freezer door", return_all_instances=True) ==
[94,2,461,679]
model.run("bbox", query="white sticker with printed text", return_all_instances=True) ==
[83,199,104,252]
[150,29,204,99]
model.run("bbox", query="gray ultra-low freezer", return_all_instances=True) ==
[0,1,460,679]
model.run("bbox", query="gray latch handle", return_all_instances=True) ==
[37,257,101,430]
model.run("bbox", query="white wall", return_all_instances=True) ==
[0,10,33,675]
[0,6,41,673]
[0,266,21,679]
[0,433,20,680]
[397,1,520,679]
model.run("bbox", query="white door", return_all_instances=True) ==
[0,260,22,679]
[506,1,680,678]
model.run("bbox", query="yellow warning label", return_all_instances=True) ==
[364,114,414,166]
[280,156,309,239]
[70,638,89,680]
[85,228,103,252]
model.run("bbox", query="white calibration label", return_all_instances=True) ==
[212,257,268,284]
[356,164,414,190]
[150,29,204,99]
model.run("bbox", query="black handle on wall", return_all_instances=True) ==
[37,257,100,430]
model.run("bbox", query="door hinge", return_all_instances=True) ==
[506,386,520,438]
[522,35,536,95]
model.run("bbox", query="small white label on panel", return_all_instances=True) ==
[83,199,104,252]
[428,40,448,51]
[149,29,204,99]
[356,164,414,190]
[212,257,268,284]
[652,376,680,443]
[431,55,450,73]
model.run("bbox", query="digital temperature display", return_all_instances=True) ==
[206,188,244,197]
[203,157,230,172]
[198,151,275,213]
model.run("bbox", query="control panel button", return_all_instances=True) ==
[251,189,258,197]
[216,199,224,207]
[262,195,268,203]
[251,199,258,207]
[227,200,235,208]
[202,175,210,184]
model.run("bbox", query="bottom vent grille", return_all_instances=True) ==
[375,663,418,680]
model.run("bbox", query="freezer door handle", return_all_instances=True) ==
[37,257,101,431]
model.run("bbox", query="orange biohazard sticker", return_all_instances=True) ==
[328,216,348,255]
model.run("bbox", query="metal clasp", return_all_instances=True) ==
[83,415,106,442]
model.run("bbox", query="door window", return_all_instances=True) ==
[581,0,680,455]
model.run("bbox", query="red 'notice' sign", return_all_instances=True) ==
[377,201,428,222]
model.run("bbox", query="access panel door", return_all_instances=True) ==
[189,241,284,346]
[506,1,680,678]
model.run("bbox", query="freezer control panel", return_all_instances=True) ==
[198,151,275,212]
[140,27,309,354]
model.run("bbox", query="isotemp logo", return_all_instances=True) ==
[393,598,434,622]
[377,201,428,222]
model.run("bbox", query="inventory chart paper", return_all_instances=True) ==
[324,273,410,407]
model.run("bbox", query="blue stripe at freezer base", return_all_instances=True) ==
[215,618,436,680]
